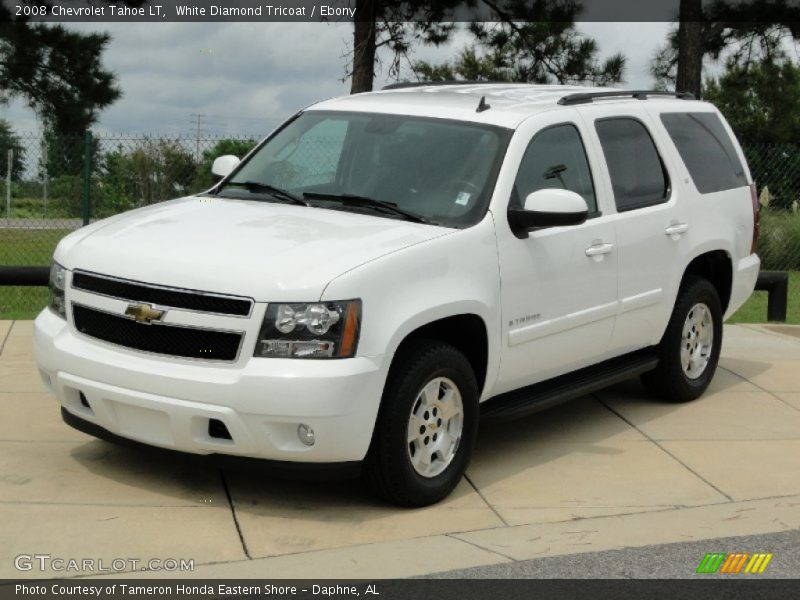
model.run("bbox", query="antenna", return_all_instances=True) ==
[476,96,491,113]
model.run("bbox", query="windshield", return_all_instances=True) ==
[217,111,511,228]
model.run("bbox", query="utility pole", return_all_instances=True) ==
[190,113,206,162]
[5,148,12,225]
[41,136,49,218]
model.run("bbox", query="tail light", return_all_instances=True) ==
[750,182,760,254]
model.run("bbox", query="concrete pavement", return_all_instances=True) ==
[1,321,799,579]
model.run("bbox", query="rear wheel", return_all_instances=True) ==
[364,340,478,507]
[642,276,723,402]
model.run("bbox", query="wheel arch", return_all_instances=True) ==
[681,249,733,314]
[388,313,490,398]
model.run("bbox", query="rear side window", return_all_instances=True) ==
[595,118,669,212]
[660,112,748,194]
[514,124,597,213]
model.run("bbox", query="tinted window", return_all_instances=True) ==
[595,118,669,212]
[514,124,597,213]
[660,112,748,194]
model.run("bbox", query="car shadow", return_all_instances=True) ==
[66,357,753,526]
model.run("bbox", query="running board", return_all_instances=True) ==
[481,348,659,422]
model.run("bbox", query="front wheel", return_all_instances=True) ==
[642,275,723,402]
[363,340,479,507]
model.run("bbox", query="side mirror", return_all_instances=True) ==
[508,189,588,236]
[211,155,240,181]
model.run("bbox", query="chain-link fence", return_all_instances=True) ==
[743,145,800,272]
[1,131,800,317]
[0,132,261,316]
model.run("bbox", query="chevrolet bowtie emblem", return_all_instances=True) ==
[125,303,166,324]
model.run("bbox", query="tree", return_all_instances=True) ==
[349,0,461,93]
[0,19,121,135]
[355,1,624,90]
[96,139,197,214]
[0,119,25,181]
[674,0,704,96]
[415,18,625,85]
[193,138,258,190]
[703,57,800,144]
[703,56,800,213]
[652,0,800,97]
[39,129,99,180]
[2,4,130,176]
[703,56,800,212]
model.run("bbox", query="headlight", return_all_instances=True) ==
[48,261,67,319]
[255,300,361,359]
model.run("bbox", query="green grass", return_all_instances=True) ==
[0,287,48,320]
[6,197,74,219]
[728,271,800,325]
[0,229,71,266]
[1,229,72,319]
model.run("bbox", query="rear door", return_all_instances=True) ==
[655,109,754,275]
[579,106,692,353]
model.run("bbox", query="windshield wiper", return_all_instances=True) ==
[302,192,432,225]
[222,181,309,206]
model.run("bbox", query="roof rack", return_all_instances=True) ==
[381,80,505,91]
[558,90,695,105]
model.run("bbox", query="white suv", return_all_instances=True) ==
[34,84,760,506]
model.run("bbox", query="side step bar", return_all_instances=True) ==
[480,348,659,422]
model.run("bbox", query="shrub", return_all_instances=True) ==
[48,175,83,218]
[758,208,800,270]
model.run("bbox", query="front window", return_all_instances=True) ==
[216,111,510,228]
[513,123,598,214]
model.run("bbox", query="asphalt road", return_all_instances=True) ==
[426,529,800,579]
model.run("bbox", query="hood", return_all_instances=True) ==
[56,196,452,301]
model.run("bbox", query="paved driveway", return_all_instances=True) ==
[1,321,799,579]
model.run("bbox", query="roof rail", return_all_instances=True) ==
[381,80,505,91]
[558,90,695,105]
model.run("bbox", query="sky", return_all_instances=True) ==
[1,22,673,137]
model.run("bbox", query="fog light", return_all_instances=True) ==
[297,424,316,446]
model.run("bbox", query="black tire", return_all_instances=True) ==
[363,339,479,507]
[641,275,723,402]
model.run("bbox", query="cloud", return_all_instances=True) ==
[576,22,671,88]
[1,22,669,136]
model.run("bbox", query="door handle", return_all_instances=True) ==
[585,242,614,258]
[665,222,689,239]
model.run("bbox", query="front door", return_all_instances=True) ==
[494,112,619,395]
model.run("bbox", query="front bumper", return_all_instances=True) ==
[60,408,362,479]
[34,308,387,463]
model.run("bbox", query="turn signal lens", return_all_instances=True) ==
[339,301,360,358]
